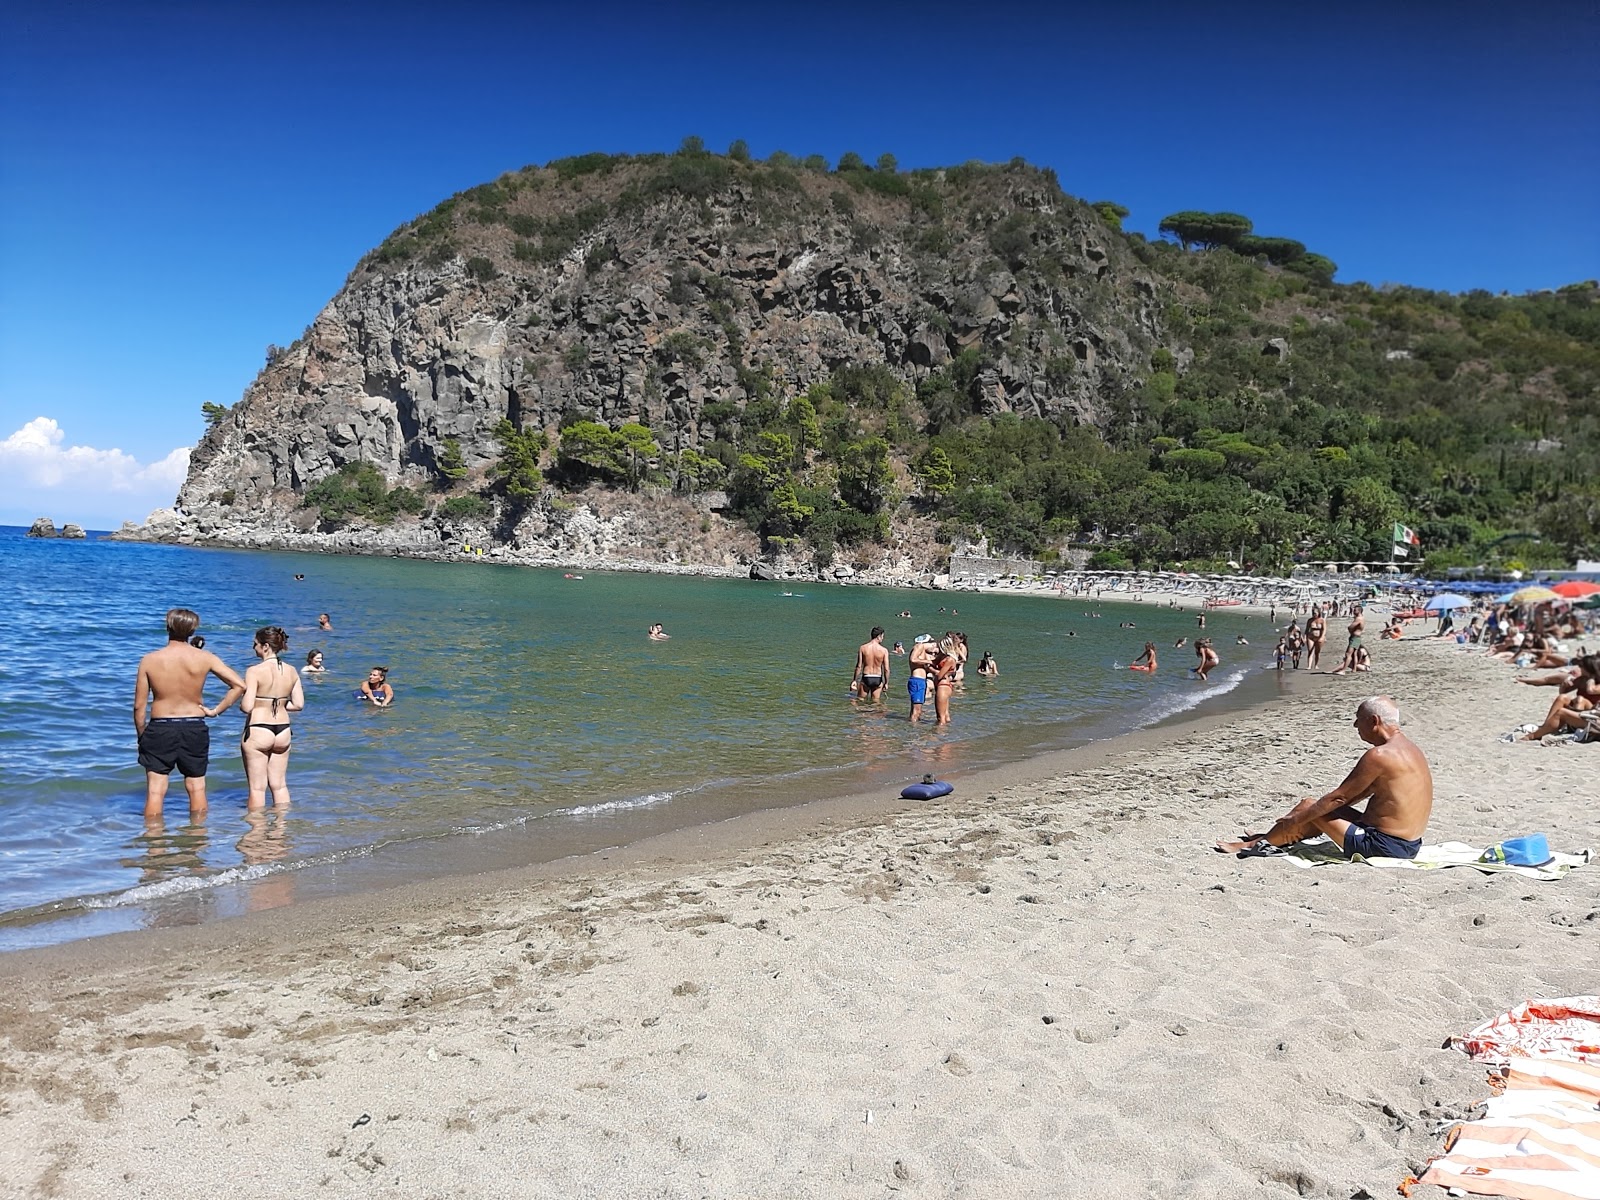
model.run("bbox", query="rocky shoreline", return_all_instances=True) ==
[108,499,953,588]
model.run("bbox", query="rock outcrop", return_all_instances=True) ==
[26,518,57,538]
[60,524,86,538]
[127,154,1171,571]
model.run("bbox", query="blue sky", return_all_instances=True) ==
[2,0,1595,527]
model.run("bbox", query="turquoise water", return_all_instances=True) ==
[0,527,1263,948]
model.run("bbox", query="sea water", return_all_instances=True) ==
[0,527,1266,948]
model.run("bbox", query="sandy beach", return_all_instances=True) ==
[2,638,1595,1199]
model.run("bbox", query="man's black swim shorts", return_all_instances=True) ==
[138,717,210,777]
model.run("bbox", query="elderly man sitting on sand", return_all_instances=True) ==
[1216,696,1434,861]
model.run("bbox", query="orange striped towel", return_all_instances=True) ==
[1418,1006,1600,1199]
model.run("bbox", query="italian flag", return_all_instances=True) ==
[1394,522,1420,547]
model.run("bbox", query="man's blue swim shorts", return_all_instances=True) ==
[1343,823,1422,861]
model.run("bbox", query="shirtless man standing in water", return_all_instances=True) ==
[132,608,245,819]
[1216,696,1433,860]
[851,626,890,702]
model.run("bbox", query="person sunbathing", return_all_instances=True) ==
[1518,655,1600,741]
[1216,696,1433,860]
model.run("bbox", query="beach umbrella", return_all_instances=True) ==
[1550,580,1600,598]
[1424,593,1472,610]
[1506,585,1559,605]
[1582,594,1600,610]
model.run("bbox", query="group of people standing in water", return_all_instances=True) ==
[132,606,393,819]
[851,624,987,725]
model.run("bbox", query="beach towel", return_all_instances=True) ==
[1409,999,1600,1199]
[1272,837,1590,880]
[1453,999,1600,1066]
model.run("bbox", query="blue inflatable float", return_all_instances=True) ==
[901,776,953,801]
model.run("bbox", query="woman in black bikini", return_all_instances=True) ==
[240,626,305,809]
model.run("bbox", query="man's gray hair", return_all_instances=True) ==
[1358,696,1400,726]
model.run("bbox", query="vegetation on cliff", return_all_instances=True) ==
[200,139,1599,573]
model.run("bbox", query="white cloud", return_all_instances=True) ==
[0,417,190,527]
[2,417,190,490]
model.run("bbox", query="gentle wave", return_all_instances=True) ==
[1133,665,1253,727]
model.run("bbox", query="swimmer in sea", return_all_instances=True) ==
[1174,637,1188,649]
[891,641,905,656]
[851,626,890,703]
[648,623,671,641]
[360,667,394,707]
[318,612,333,632]
[1130,642,1158,672]
[304,649,326,674]
[976,651,998,677]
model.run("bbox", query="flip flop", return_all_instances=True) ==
[1236,840,1283,859]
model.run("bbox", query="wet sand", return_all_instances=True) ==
[1,638,1594,1199]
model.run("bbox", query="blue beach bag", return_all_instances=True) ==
[1480,834,1552,867]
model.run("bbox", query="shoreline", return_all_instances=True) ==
[0,651,1279,952]
[98,524,1363,619]
[9,639,1592,1198]
[4,639,1597,1197]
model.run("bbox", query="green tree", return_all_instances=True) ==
[727,138,750,162]
[1287,252,1338,282]
[1234,235,1306,265]
[437,437,467,480]
[614,422,661,489]
[785,393,822,454]
[1334,476,1404,543]
[1090,200,1129,231]
[1158,210,1254,250]
[674,447,727,493]
[838,436,895,515]
[875,152,898,174]
[914,446,956,499]
[556,420,626,481]
[492,420,547,507]
[678,134,706,156]
[837,151,867,172]
[201,401,228,429]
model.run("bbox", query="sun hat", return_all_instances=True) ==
[913,634,933,644]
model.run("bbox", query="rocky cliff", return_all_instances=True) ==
[139,152,1165,573]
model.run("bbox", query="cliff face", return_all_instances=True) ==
[162,155,1167,559]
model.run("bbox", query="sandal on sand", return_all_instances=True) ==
[1236,840,1283,859]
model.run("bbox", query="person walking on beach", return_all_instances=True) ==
[1216,696,1433,860]
[240,626,305,809]
[851,626,890,702]
[132,607,246,819]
